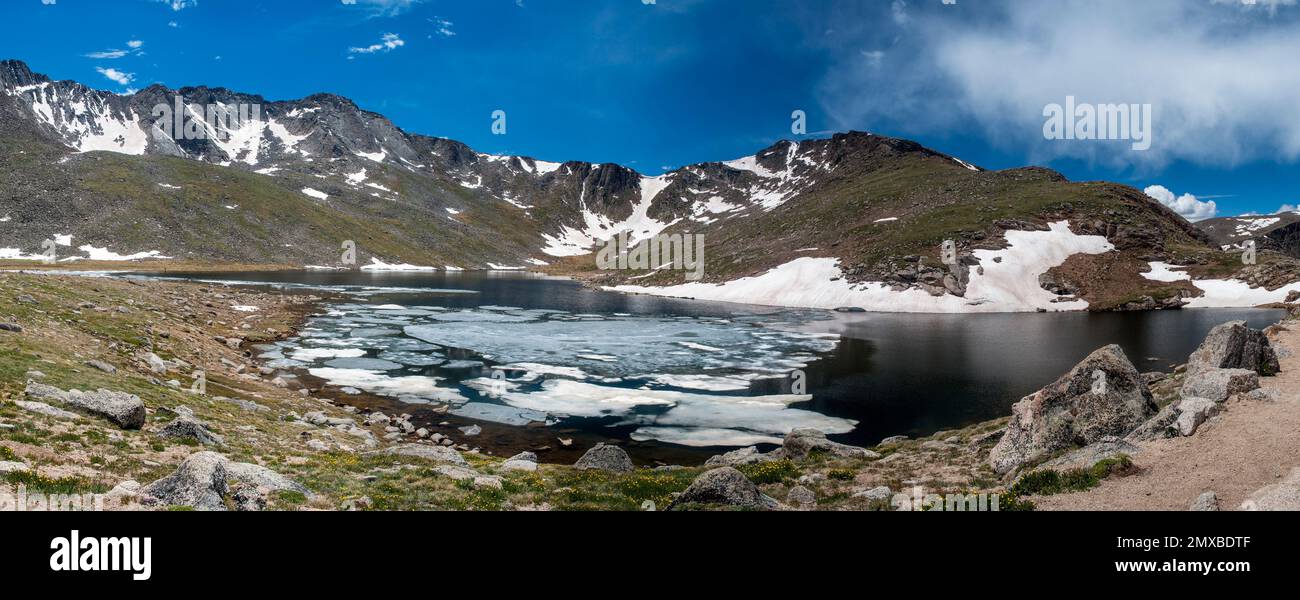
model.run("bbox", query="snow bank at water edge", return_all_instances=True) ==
[608,221,1114,313]
[1141,262,1300,308]
[360,259,438,272]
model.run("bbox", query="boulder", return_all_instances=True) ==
[778,428,879,460]
[1125,403,1180,442]
[15,400,82,421]
[668,467,779,510]
[500,451,539,472]
[574,443,634,474]
[990,345,1156,475]
[704,446,776,467]
[852,486,894,504]
[157,413,225,447]
[144,353,169,374]
[141,452,229,511]
[1187,321,1279,376]
[0,461,30,476]
[375,443,468,467]
[787,485,816,506]
[84,360,118,374]
[24,383,145,429]
[1241,467,1300,511]
[1179,368,1259,404]
[1175,397,1222,437]
[1190,491,1220,512]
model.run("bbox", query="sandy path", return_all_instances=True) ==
[1035,323,1300,511]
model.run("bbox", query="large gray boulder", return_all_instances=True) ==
[574,443,634,473]
[140,453,311,511]
[990,345,1157,475]
[1187,321,1279,376]
[777,428,880,460]
[1179,368,1259,404]
[668,467,779,510]
[24,382,145,429]
[141,452,229,511]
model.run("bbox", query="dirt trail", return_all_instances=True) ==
[1035,324,1300,511]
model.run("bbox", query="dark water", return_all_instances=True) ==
[132,270,1285,452]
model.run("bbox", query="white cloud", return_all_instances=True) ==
[41,0,56,5]
[86,39,144,59]
[340,0,424,17]
[429,17,455,37]
[156,0,197,10]
[1144,185,1218,221]
[816,0,1300,171]
[95,67,134,86]
[86,49,129,59]
[348,32,405,55]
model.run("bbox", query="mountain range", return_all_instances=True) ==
[2,58,1298,312]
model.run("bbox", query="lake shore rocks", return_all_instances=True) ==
[1180,368,1260,404]
[775,428,881,460]
[1186,320,1279,376]
[990,344,1156,475]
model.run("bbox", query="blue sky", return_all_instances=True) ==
[4,0,1300,219]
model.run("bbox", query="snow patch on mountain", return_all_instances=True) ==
[1140,261,1300,307]
[609,221,1114,313]
[14,82,148,155]
[540,175,677,257]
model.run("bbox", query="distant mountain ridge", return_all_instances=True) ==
[2,58,1296,312]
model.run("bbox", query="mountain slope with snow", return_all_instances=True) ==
[2,59,1296,312]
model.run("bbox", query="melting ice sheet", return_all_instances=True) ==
[276,303,855,447]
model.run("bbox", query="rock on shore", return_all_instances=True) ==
[990,344,1156,475]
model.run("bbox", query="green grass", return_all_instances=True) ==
[1008,455,1135,498]
[4,471,111,495]
[737,459,801,485]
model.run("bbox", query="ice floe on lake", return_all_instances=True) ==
[268,300,850,447]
